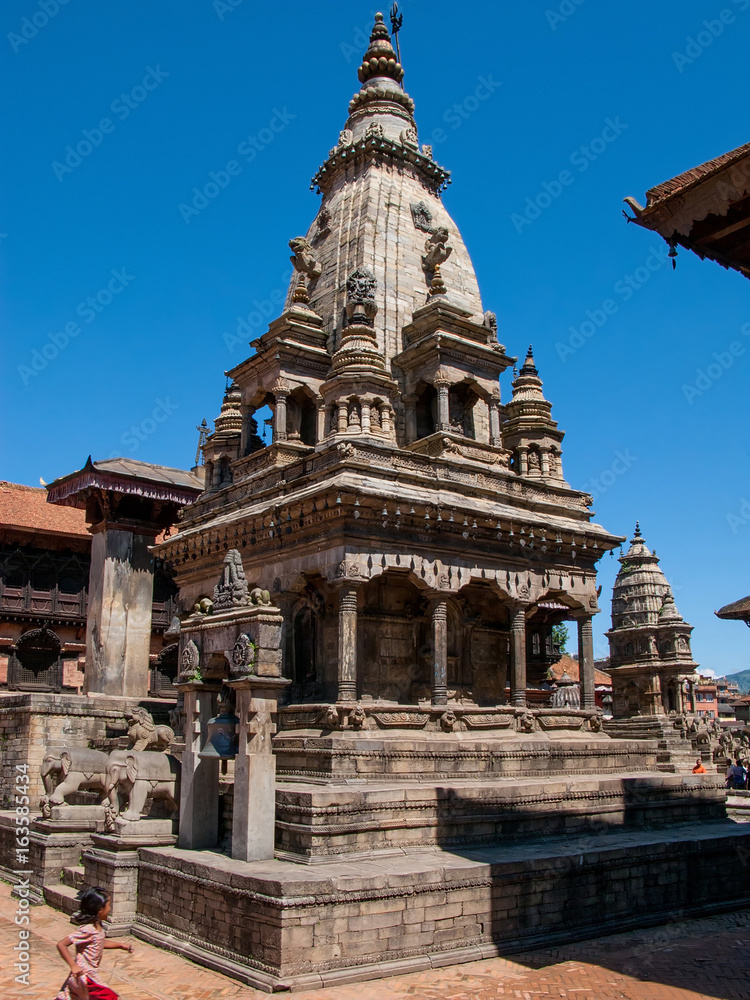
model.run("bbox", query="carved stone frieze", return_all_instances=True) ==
[410,200,434,233]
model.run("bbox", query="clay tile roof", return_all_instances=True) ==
[548,655,612,686]
[0,481,88,538]
[644,140,750,208]
[715,596,750,621]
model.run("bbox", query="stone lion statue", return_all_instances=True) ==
[126,707,175,752]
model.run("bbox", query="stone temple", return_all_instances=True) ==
[4,13,750,993]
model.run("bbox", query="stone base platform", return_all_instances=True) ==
[274,728,658,782]
[275,772,728,859]
[134,819,750,992]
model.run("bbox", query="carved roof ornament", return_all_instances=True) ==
[410,200,434,234]
[213,548,250,610]
[433,368,450,386]
[289,237,322,279]
[178,639,201,683]
[357,12,404,85]
[365,121,385,140]
[345,266,378,327]
[400,127,418,148]
[213,381,242,436]
[272,376,291,396]
[338,128,353,147]
[428,264,447,298]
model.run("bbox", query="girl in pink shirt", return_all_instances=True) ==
[55,887,133,1000]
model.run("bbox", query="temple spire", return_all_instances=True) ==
[358,12,404,85]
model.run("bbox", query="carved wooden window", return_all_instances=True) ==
[8,627,63,691]
[0,545,88,618]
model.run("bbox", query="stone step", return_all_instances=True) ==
[44,882,79,915]
[62,865,85,890]
[727,791,750,823]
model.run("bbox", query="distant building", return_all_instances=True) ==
[694,677,718,720]
[715,675,740,721]
[547,654,613,715]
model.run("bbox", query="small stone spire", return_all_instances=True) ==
[633,520,642,540]
[213,382,243,436]
[358,13,404,85]
[511,345,545,401]
[520,345,538,376]
[659,589,684,623]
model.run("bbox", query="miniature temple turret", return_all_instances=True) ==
[203,382,243,490]
[606,522,699,716]
[501,346,566,482]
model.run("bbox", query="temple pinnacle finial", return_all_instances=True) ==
[358,12,404,85]
[634,520,642,538]
[520,345,538,376]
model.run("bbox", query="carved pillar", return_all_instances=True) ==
[577,615,596,710]
[337,401,349,434]
[381,405,392,438]
[336,582,360,702]
[361,400,371,434]
[176,682,220,850]
[228,675,290,862]
[510,604,528,707]
[541,450,550,477]
[489,395,502,446]
[274,391,288,442]
[430,598,448,706]
[434,374,450,432]
[315,396,325,443]
[404,395,418,444]
[518,446,528,476]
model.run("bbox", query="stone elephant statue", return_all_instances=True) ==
[40,748,110,812]
[105,750,180,822]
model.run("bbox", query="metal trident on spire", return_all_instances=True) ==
[390,3,403,63]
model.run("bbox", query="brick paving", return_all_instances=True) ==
[2,881,748,1000]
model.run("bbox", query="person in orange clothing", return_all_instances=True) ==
[692,759,707,774]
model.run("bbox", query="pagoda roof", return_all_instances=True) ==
[715,595,750,622]
[47,456,202,510]
[624,139,750,280]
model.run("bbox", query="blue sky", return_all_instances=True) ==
[1,0,749,671]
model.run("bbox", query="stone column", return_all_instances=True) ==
[85,526,155,698]
[404,395,418,443]
[336,582,360,702]
[434,375,450,432]
[228,675,290,863]
[430,598,448,706]
[337,401,349,434]
[176,682,219,850]
[274,390,288,442]
[381,405,392,438]
[577,615,596,710]
[489,395,502,446]
[518,447,528,476]
[361,400,371,434]
[541,450,550,477]
[315,396,326,442]
[510,604,528,707]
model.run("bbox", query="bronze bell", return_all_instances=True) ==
[199,689,239,761]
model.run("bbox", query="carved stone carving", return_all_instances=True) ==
[440,709,457,732]
[179,639,201,683]
[400,127,418,147]
[322,705,340,729]
[422,227,453,273]
[517,710,536,734]
[214,548,250,610]
[289,236,322,279]
[126,708,174,752]
[421,143,433,159]
[231,632,256,677]
[345,266,378,327]
[349,705,367,729]
[40,748,110,812]
[410,200,434,233]
[105,750,179,823]
[588,713,603,733]
[462,714,514,730]
[338,128,353,147]
[250,587,272,606]
[316,208,331,237]
[365,121,384,139]
[193,597,214,616]
[372,712,428,728]
[538,715,584,731]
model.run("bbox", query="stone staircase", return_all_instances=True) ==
[43,864,86,915]
[604,716,709,774]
